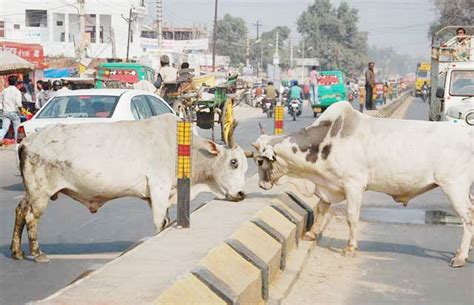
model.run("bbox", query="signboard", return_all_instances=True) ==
[141,38,209,52]
[318,74,339,86]
[0,41,46,69]
[102,69,139,83]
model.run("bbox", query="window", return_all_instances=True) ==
[146,95,172,116]
[131,95,153,119]
[0,21,4,38]
[14,24,20,30]
[450,70,474,96]
[416,71,429,78]
[37,96,119,118]
[25,10,47,27]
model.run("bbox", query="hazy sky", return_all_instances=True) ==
[149,0,436,58]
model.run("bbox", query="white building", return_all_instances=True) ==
[0,0,148,59]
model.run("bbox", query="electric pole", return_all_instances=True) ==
[156,0,163,49]
[246,34,250,67]
[122,6,136,61]
[78,0,85,59]
[253,20,262,78]
[212,0,218,72]
[289,38,293,69]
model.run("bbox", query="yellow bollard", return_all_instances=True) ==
[177,120,193,228]
[274,105,284,135]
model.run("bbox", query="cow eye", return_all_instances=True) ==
[230,158,238,169]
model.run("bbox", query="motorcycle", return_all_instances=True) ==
[262,98,274,118]
[421,87,428,103]
[289,99,301,121]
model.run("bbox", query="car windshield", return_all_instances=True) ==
[450,71,474,96]
[36,95,119,118]
[417,71,429,78]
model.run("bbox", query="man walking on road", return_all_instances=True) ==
[0,75,23,144]
[365,62,376,110]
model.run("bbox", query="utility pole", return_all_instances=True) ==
[246,34,250,67]
[156,0,163,49]
[272,31,280,83]
[301,40,305,83]
[78,0,85,59]
[122,6,136,61]
[253,20,262,78]
[289,38,294,69]
[212,0,218,72]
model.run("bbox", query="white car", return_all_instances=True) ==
[18,89,175,139]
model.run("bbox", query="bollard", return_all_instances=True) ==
[177,120,193,228]
[359,87,365,113]
[274,105,284,135]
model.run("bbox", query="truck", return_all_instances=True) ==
[429,26,474,127]
[415,62,431,97]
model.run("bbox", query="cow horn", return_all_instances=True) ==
[226,119,239,148]
[244,150,254,158]
[252,142,260,150]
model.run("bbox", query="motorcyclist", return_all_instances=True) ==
[421,81,429,102]
[287,80,304,113]
[52,80,62,92]
[264,81,279,111]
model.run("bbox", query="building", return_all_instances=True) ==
[0,0,148,59]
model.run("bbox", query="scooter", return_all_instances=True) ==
[290,99,301,121]
[263,98,274,118]
[421,87,428,103]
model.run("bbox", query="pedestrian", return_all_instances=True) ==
[36,81,54,110]
[58,79,70,92]
[308,66,319,105]
[365,62,376,110]
[0,75,23,144]
[19,86,35,113]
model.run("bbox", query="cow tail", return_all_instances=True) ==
[18,144,27,179]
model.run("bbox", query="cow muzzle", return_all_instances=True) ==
[226,191,246,202]
[259,181,273,190]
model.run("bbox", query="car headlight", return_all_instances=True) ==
[465,112,474,126]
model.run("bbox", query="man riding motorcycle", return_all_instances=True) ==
[421,81,429,103]
[287,80,304,114]
[263,81,279,115]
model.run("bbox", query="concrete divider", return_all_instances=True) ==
[367,90,413,118]
[33,175,321,305]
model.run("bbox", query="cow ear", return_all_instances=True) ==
[204,140,220,156]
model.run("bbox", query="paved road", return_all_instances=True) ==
[283,97,474,305]
[0,103,317,305]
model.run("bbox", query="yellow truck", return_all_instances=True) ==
[415,62,431,96]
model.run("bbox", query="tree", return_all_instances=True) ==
[429,0,474,38]
[296,0,368,77]
[368,46,425,78]
[215,14,248,66]
[249,26,292,71]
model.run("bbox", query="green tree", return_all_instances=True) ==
[215,14,248,66]
[296,0,368,77]
[429,0,474,38]
[249,26,292,71]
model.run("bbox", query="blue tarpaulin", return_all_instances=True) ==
[44,68,72,78]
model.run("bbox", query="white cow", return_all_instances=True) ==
[12,114,248,263]
[251,102,474,267]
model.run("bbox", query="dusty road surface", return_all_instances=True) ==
[283,98,474,305]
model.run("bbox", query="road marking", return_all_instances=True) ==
[27,252,121,260]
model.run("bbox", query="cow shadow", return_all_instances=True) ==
[2,183,24,192]
[0,241,135,260]
[318,236,464,264]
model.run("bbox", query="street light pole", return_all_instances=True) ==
[301,40,305,83]
[78,0,85,59]
[212,0,218,72]
[126,6,133,61]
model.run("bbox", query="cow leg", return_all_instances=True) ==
[441,182,473,268]
[149,181,172,234]
[343,187,364,257]
[303,199,331,242]
[24,196,49,263]
[10,199,27,260]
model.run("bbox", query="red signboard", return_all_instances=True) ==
[102,69,139,83]
[0,41,47,69]
[318,75,339,86]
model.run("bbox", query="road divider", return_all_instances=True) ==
[32,175,321,305]
[367,90,413,118]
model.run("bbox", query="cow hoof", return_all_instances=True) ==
[34,253,50,263]
[342,247,357,257]
[302,232,317,241]
[160,217,170,231]
[450,256,466,268]
[11,250,25,260]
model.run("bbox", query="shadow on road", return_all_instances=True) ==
[319,236,460,264]
[0,241,135,259]
[2,182,24,192]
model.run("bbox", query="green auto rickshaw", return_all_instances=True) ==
[312,70,347,117]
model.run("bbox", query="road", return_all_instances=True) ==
[283,97,474,305]
[0,102,316,305]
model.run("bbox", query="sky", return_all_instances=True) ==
[147,0,436,58]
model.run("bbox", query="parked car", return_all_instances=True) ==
[18,89,175,140]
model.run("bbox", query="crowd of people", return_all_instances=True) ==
[0,76,70,145]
